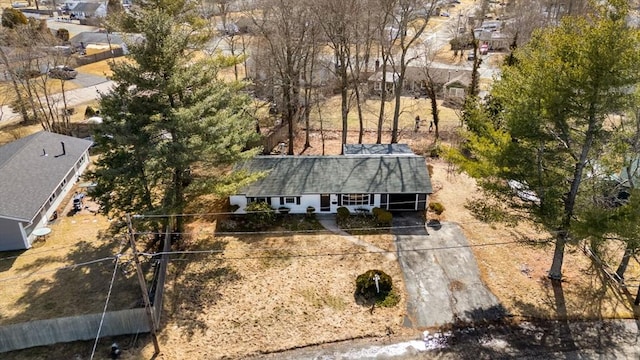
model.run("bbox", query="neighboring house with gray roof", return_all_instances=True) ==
[0,131,92,251]
[69,2,107,19]
[230,147,433,213]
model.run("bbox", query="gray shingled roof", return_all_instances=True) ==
[0,132,92,221]
[238,155,432,196]
[343,144,414,155]
[70,2,101,13]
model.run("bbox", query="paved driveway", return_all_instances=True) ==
[392,213,503,328]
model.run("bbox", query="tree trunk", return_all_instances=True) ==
[0,47,30,123]
[427,84,439,139]
[615,246,633,282]
[354,82,364,144]
[548,233,566,280]
[340,68,348,153]
[376,49,387,144]
[549,112,598,280]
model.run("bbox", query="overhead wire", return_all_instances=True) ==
[90,255,121,360]
[0,256,118,283]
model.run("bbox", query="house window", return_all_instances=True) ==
[341,194,370,206]
[284,197,298,204]
[449,87,465,98]
[48,193,56,204]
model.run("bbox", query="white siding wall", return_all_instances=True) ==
[231,194,393,214]
[229,195,249,213]
[25,150,92,247]
[0,218,29,251]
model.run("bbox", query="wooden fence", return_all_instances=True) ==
[0,308,151,353]
[74,48,125,67]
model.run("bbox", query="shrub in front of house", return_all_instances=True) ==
[429,202,445,215]
[355,269,398,307]
[306,206,315,218]
[375,209,393,226]
[85,106,96,118]
[337,206,350,220]
[245,201,275,229]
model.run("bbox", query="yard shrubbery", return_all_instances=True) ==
[355,269,399,307]
[337,207,392,234]
[217,202,322,232]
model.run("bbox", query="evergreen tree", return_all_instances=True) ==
[90,0,260,233]
[451,1,640,280]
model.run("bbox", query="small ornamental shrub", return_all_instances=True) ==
[229,204,240,213]
[56,28,70,41]
[306,206,315,218]
[375,209,393,226]
[1,8,28,29]
[429,202,445,215]
[84,106,96,118]
[245,201,275,229]
[355,269,398,307]
[372,207,382,216]
[336,206,350,220]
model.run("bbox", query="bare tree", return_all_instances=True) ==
[251,0,314,154]
[389,0,438,143]
[0,20,73,133]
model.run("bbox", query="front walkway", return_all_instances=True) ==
[317,214,397,261]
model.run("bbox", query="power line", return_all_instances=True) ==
[139,239,525,259]
[0,256,118,283]
[90,255,120,360]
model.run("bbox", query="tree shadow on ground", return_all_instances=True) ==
[4,228,141,325]
[0,250,24,272]
[425,296,634,359]
[162,239,242,340]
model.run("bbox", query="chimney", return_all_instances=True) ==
[55,142,66,158]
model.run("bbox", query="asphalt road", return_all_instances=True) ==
[0,80,113,124]
[392,214,502,328]
[251,319,640,359]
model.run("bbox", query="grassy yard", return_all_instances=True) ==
[0,193,140,325]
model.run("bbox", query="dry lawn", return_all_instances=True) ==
[0,186,140,325]
[151,225,407,359]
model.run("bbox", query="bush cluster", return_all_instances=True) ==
[245,201,275,229]
[372,207,392,225]
[85,106,96,118]
[355,269,399,307]
[336,206,350,220]
[429,202,445,215]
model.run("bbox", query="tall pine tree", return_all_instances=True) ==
[90,0,259,233]
[451,0,640,280]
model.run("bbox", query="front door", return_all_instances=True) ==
[320,194,331,212]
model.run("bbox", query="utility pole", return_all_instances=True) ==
[127,213,160,355]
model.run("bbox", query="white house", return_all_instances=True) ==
[230,144,433,214]
[0,131,92,251]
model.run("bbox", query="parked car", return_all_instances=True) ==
[48,65,77,80]
[467,52,475,61]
